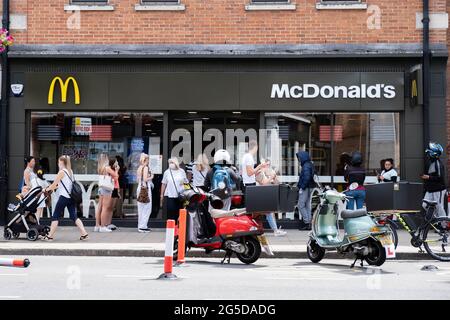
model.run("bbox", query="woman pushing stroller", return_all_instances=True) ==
[41,155,89,241]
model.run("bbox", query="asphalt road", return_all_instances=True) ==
[0,256,449,300]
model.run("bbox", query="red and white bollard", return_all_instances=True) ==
[0,258,30,268]
[157,219,177,280]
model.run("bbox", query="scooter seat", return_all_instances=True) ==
[341,209,367,219]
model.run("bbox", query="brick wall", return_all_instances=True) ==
[0,0,446,45]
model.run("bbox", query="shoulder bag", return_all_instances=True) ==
[137,167,150,203]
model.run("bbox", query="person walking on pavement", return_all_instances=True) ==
[256,158,287,236]
[42,155,89,241]
[22,156,36,194]
[421,142,447,218]
[136,153,153,233]
[344,151,366,210]
[296,151,316,231]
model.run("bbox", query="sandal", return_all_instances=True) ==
[41,235,54,241]
[80,234,89,241]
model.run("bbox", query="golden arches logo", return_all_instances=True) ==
[48,76,80,105]
[411,79,418,98]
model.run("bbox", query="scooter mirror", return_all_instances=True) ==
[209,195,224,210]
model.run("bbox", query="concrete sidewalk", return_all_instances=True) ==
[0,226,433,260]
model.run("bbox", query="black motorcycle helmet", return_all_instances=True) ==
[351,151,363,166]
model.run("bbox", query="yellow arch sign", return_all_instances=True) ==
[48,76,80,105]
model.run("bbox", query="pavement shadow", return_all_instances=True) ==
[292,261,396,276]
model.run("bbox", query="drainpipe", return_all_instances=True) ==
[0,0,10,225]
[422,0,430,151]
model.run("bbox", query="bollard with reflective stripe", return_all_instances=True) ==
[157,219,177,280]
[176,209,187,265]
[0,258,30,268]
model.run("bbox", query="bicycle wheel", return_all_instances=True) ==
[422,217,450,262]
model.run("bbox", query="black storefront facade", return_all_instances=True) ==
[4,44,448,225]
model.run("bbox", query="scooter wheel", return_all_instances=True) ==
[307,239,325,263]
[364,240,386,266]
[236,237,261,264]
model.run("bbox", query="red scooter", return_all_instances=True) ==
[174,185,269,264]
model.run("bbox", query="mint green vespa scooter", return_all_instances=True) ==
[307,189,395,268]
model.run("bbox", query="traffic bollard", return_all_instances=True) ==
[157,219,178,280]
[176,209,187,265]
[0,258,30,268]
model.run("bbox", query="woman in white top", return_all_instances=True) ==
[22,156,37,194]
[35,168,50,222]
[42,155,88,241]
[136,153,154,233]
[192,154,209,190]
[378,158,398,183]
[160,157,187,221]
[95,153,119,233]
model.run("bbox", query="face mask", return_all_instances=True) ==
[169,163,176,170]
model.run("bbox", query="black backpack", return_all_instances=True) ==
[61,170,83,204]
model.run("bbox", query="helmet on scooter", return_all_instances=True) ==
[425,142,443,159]
[214,149,231,164]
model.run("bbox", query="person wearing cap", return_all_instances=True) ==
[421,142,447,217]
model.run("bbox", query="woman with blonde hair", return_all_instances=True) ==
[42,155,88,241]
[136,153,153,233]
[95,153,118,233]
[160,157,187,220]
[192,154,209,191]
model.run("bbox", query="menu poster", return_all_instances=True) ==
[149,155,163,174]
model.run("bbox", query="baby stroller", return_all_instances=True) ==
[4,186,50,241]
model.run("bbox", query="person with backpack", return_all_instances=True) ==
[42,155,88,241]
[204,149,241,211]
[344,151,366,210]
[297,151,316,231]
[421,142,447,218]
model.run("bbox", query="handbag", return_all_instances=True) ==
[169,169,184,203]
[98,173,114,192]
[137,168,150,203]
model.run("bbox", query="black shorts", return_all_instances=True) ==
[112,188,120,198]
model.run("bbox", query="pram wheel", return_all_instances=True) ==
[26,228,39,241]
[3,229,12,240]
[12,231,20,239]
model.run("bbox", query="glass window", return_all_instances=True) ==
[30,112,164,219]
[264,112,400,187]
[264,113,332,183]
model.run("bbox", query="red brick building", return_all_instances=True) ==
[0,0,448,221]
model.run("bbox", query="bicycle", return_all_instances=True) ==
[371,199,450,261]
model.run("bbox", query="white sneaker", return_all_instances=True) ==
[94,226,100,232]
[99,226,112,233]
[274,228,287,237]
[107,224,117,231]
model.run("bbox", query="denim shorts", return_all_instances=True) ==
[98,187,113,196]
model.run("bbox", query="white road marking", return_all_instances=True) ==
[105,274,156,278]
[0,296,21,299]
[0,273,28,277]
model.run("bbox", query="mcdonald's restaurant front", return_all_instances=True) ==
[4,47,448,226]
